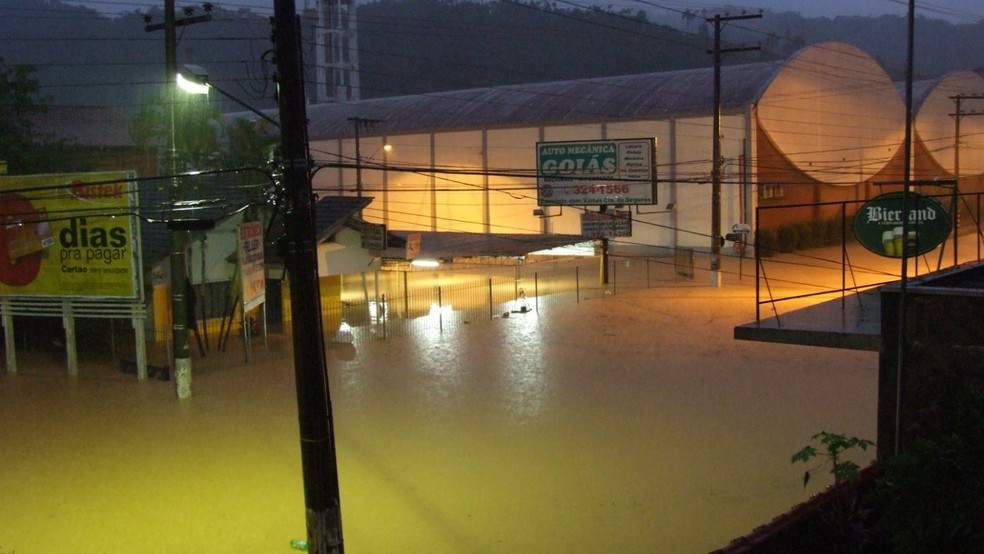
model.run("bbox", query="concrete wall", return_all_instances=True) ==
[878,263,984,458]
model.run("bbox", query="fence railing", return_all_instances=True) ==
[752,192,984,325]
[318,252,693,343]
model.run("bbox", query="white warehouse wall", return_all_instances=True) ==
[308,111,753,255]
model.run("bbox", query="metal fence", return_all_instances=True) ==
[752,192,984,324]
[308,251,693,343]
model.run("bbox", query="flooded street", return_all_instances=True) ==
[0,272,878,553]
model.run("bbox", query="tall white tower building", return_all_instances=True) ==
[311,0,360,103]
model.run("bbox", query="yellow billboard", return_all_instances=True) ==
[0,171,141,299]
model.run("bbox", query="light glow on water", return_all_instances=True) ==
[0,283,878,553]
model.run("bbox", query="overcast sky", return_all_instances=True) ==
[65,0,984,23]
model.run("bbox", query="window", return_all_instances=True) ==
[759,184,784,200]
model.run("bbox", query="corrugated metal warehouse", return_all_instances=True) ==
[285,41,984,261]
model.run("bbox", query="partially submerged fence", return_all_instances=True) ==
[312,251,695,343]
[752,192,984,325]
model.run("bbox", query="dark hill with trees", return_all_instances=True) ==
[0,0,982,114]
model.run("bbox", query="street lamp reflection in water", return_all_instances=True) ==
[427,302,453,321]
[368,300,388,323]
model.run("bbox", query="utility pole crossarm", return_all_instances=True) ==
[145,13,211,32]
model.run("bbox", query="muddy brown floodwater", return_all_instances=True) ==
[1,270,877,553]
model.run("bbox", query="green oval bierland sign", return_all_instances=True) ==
[853,192,951,258]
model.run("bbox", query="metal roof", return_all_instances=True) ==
[138,170,275,265]
[304,62,783,140]
[258,195,374,267]
[313,195,373,242]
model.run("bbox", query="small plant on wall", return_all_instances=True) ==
[793,431,874,488]
[792,431,875,552]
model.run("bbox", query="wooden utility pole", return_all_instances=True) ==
[273,0,344,551]
[707,12,760,287]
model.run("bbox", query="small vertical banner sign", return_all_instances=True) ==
[853,192,951,258]
[405,233,422,260]
[239,221,265,311]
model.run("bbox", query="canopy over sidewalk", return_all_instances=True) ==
[734,289,883,352]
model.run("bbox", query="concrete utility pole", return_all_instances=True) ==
[274,1,344,552]
[707,12,760,287]
[146,1,211,398]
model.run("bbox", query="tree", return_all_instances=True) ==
[223,118,278,170]
[0,57,49,174]
[131,91,221,172]
[131,92,276,173]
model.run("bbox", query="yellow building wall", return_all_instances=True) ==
[278,274,343,337]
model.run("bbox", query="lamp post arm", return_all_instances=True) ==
[209,82,280,128]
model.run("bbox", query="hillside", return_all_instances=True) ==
[0,0,981,114]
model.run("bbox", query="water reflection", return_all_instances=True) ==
[497,310,549,421]
[349,307,553,424]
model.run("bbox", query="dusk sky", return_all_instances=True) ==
[66,0,984,24]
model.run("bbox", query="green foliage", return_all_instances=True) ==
[824,217,845,244]
[770,218,848,254]
[0,57,50,174]
[224,118,278,169]
[130,93,277,173]
[793,431,875,488]
[792,431,876,551]
[875,388,984,553]
[131,92,222,171]
[792,221,814,250]
[755,228,778,257]
[777,225,799,253]
[357,0,752,97]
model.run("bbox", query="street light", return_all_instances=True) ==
[145,0,212,399]
[178,64,280,128]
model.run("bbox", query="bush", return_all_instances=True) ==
[874,385,984,553]
[777,225,798,253]
[795,221,817,250]
[764,218,848,254]
[824,217,845,245]
[756,228,778,257]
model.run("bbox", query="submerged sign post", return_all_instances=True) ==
[537,138,656,206]
[853,192,951,258]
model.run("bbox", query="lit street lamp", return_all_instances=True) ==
[178,64,280,129]
[145,1,213,399]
